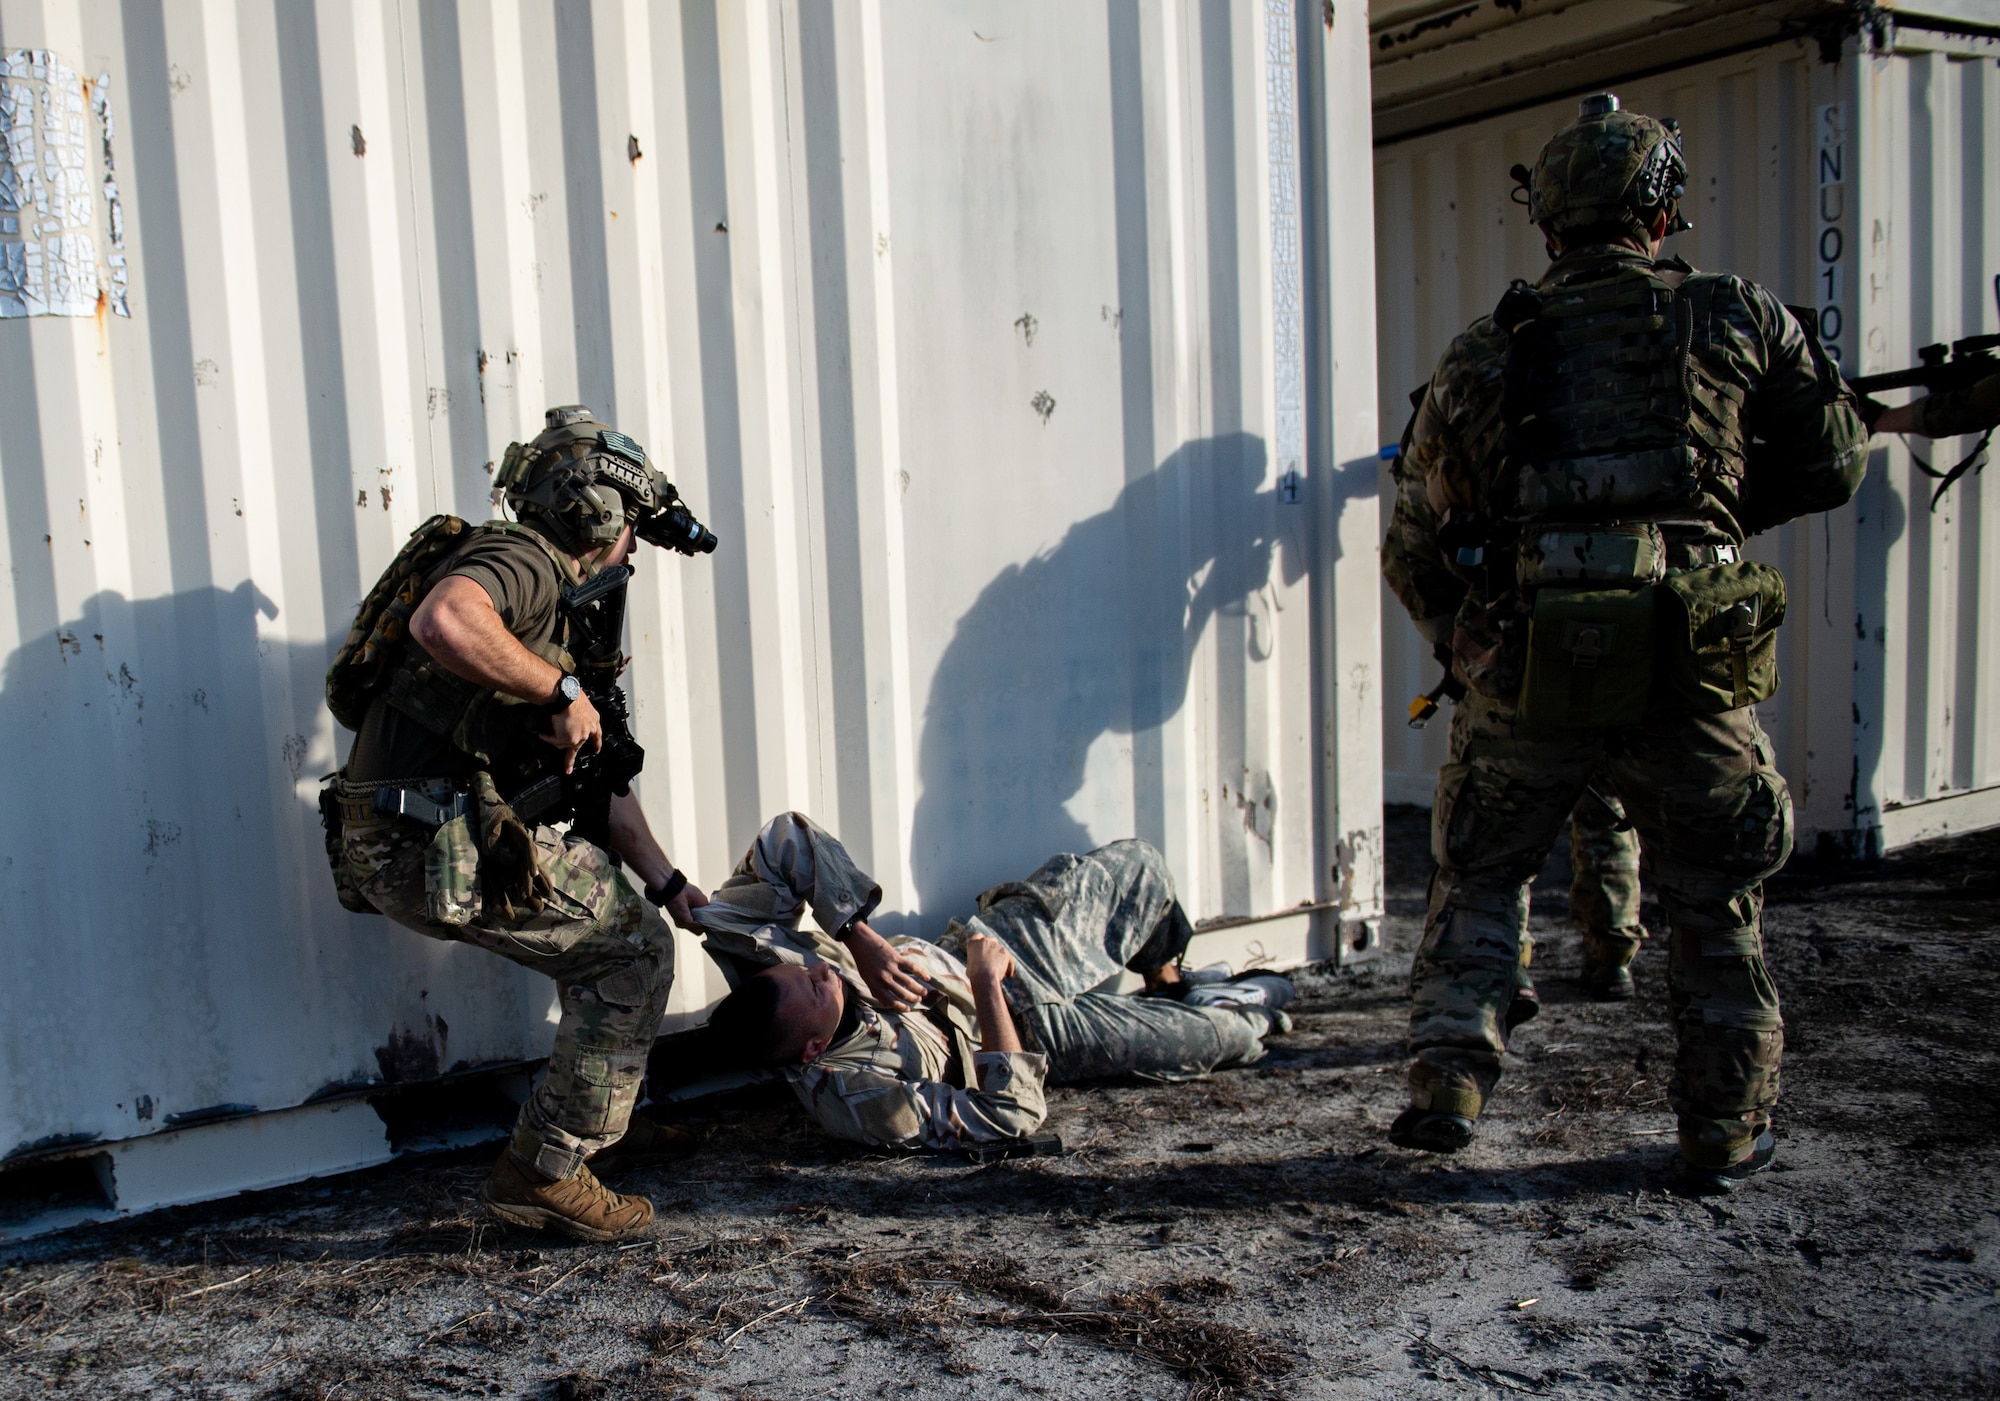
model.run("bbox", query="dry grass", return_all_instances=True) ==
[806,1247,1291,1399]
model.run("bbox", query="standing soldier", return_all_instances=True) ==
[322,406,717,1239]
[1380,95,1867,1193]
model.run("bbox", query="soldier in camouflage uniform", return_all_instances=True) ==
[333,407,711,1241]
[1381,95,1867,1192]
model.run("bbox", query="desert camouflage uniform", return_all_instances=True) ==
[1384,243,1867,1167]
[695,814,1264,1150]
[345,818,675,1180]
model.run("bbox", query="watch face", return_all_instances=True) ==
[561,675,582,702]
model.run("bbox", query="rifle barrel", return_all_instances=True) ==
[1847,353,1999,397]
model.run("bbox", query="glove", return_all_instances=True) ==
[472,771,555,921]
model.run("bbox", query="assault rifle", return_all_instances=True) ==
[497,563,647,846]
[558,669,645,847]
[1847,274,2000,510]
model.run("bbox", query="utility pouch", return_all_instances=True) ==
[1658,561,1786,711]
[1516,586,1656,731]
[425,814,480,926]
[318,772,379,915]
[1518,524,1665,590]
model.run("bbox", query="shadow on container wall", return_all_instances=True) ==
[902,432,1303,932]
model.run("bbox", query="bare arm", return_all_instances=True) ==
[840,919,930,1012]
[604,790,708,930]
[409,575,602,772]
[965,932,1023,1063]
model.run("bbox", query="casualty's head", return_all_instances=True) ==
[705,961,847,1068]
[1511,93,1691,252]
[493,405,672,564]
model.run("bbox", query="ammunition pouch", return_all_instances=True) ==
[1516,585,1656,732]
[1658,561,1786,712]
[425,814,479,926]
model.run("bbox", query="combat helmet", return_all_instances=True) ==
[1511,93,1692,241]
[493,405,667,558]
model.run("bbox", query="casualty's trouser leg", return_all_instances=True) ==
[1411,694,1598,1118]
[346,820,677,1181]
[971,839,1265,1083]
[1570,781,1646,971]
[1605,709,1790,1168]
[1028,994,1263,1084]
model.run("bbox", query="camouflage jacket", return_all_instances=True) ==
[1382,245,1868,682]
[1911,370,2000,439]
[695,821,1047,1151]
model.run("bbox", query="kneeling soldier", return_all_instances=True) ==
[323,406,717,1239]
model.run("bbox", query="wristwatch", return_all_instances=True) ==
[544,673,583,713]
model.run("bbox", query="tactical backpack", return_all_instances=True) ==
[325,514,473,732]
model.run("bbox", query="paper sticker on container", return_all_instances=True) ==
[0,48,129,318]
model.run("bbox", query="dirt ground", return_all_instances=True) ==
[3,805,1996,1400]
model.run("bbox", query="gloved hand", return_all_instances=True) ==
[473,771,555,920]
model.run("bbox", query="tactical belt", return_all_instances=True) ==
[339,772,569,830]
[336,776,470,829]
[1665,541,1739,574]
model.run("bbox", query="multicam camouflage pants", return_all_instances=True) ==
[345,816,676,1180]
[1414,693,1791,1167]
[1517,783,1645,989]
[1568,784,1645,970]
[963,840,1265,1084]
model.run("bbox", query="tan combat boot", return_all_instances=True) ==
[481,1150,656,1241]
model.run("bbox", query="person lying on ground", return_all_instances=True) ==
[690,813,1294,1151]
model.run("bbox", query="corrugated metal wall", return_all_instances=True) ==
[1372,29,2000,852]
[0,0,1383,1168]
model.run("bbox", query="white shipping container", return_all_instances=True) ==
[1373,25,2000,855]
[0,0,1383,1226]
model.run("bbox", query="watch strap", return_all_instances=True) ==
[541,673,581,714]
[645,869,688,908]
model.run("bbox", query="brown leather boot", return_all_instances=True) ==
[481,1150,656,1241]
[592,1114,701,1167]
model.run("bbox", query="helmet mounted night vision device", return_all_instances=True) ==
[495,404,720,559]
